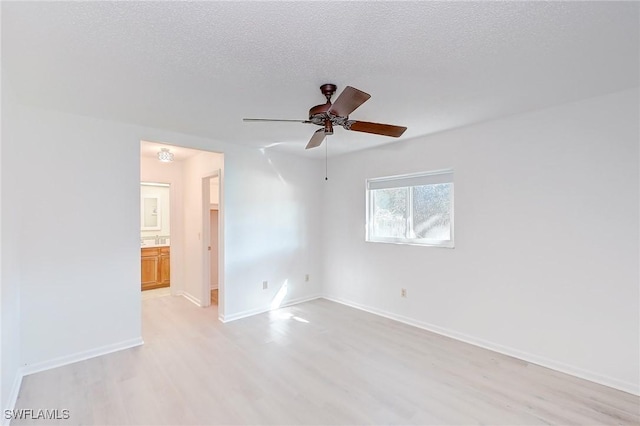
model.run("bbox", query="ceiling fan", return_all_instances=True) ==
[243,84,407,149]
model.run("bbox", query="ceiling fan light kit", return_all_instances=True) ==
[243,84,407,150]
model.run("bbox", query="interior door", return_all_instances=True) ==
[210,209,219,289]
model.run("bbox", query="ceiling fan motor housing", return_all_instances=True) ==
[308,106,354,129]
[309,84,338,125]
[308,102,332,123]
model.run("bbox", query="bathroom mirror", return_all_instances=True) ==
[141,196,161,231]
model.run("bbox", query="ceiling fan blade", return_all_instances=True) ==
[305,129,326,150]
[328,86,371,117]
[243,118,311,123]
[347,121,407,137]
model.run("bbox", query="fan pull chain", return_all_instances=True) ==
[325,139,328,181]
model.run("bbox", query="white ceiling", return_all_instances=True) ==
[3,2,638,158]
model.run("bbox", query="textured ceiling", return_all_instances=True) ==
[3,1,639,158]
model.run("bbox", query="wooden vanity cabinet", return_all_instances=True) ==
[141,246,170,290]
[158,247,171,286]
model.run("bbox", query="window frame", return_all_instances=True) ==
[365,169,454,248]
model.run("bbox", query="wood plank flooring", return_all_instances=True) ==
[12,296,640,425]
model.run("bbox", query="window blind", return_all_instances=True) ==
[367,170,453,190]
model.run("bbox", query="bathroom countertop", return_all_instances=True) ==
[140,244,170,249]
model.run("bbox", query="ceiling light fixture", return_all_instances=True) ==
[157,148,174,162]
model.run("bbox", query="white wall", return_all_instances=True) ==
[13,105,143,369]
[322,88,639,394]
[4,101,324,370]
[1,74,23,416]
[222,148,325,320]
[210,176,219,205]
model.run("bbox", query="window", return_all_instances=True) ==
[366,170,454,247]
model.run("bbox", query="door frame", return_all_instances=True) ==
[201,170,224,318]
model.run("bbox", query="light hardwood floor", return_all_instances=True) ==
[13,296,640,425]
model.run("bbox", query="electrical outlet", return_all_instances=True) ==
[263,281,268,290]
[401,288,407,298]
[305,274,310,282]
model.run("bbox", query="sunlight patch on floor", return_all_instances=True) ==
[272,311,310,324]
[270,279,288,310]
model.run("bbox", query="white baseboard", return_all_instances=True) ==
[2,370,24,426]
[323,295,640,396]
[21,337,144,377]
[220,294,322,323]
[181,291,202,307]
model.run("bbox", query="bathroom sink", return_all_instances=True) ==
[141,239,170,248]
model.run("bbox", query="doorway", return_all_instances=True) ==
[208,175,220,306]
[209,208,219,305]
[140,141,224,315]
[201,172,223,317]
